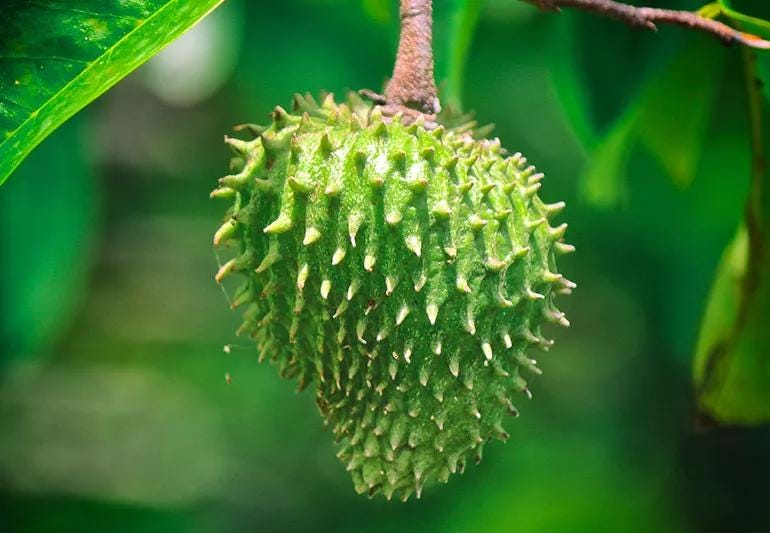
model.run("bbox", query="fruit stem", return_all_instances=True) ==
[384,0,440,118]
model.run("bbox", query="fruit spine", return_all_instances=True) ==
[212,93,574,500]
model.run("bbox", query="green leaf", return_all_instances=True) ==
[718,1,770,33]
[549,15,597,150]
[694,45,770,425]
[438,0,485,111]
[0,0,224,187]
[694,225,770,423]
[635,44,724,188]
[578,109,636,207]
[579,39,724,206]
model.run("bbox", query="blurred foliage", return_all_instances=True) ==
[437,0,485,111]
[688,0,770,423]
[576,27,725,205]
[694,220,770,423]
[2,0,770,532]
[693,56,770,426]
[0,116,97,360]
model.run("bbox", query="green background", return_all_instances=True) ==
[2,0,769,531]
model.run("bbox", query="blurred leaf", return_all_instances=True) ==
[579,109,636,207]
[0,0,224,187]
[693,225,746,404]
[441,0,485,111]
[550,16,596,150]
[694,225,770,423]
[0,117,96,359]
[580,40,724,206]
[636,45,724,187]
[569,5,665,133]
[238,1,392,110]
[717,0,770,103]
[361,0,393,24]
[718,1,770,32]
[694,48,770,424]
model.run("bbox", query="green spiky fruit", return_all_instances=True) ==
[212,93,574,500]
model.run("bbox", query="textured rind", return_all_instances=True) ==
[212,93,574,501]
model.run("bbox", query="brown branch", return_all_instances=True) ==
[384,0,440,117]
[527,0,770,49]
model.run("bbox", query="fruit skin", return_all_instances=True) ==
[212,93,574,501]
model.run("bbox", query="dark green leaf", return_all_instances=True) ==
[579,40,724,206]
[636,45,724,187]
[579,109,636,207]
[440,0,485,111]
[549,15,596,150]
[0,0,224,187]
[694,42,770,424]
[694,225,770,423]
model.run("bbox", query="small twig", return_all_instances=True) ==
[358,89,387,105]
[527,0,770,49]
[384,0,440,118]
[741,45,767,293]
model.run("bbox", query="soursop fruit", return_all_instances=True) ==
[212,93,574,500]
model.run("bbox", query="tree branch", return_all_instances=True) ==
[384,0,440,117]
[526,0,770,49]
